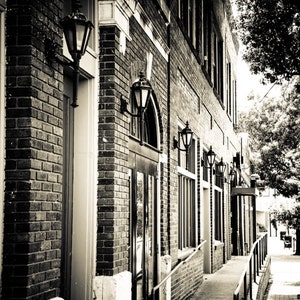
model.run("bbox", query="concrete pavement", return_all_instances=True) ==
[188,236,300,300]
[265,236,300,300]
[188,255,248,299]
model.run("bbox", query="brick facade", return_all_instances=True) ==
[97,24,130,276]
[3,1,64,299]
[0,0,255,299]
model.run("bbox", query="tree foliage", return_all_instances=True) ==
[276,206,300,227]
[235,0,300,83]
[274,206,300,254]
[239,81,300,198]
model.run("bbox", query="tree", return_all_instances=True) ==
[238,81,300,198]
[275,206,300,255]
[235,0,300,83]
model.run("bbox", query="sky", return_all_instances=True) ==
[237,52,282,113]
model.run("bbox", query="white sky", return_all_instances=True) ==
[237,52,281,112]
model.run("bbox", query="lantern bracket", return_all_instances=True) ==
[173,121,193,152]
[120,95,140,117]
[173,137,189,152]
[45,39,73,67]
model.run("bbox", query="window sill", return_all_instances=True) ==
[178,247,195,261]
[214,240,224,250]
[178,241,206,261]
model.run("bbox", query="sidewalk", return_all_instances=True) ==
[188,255,248,299]
[265,236,300,300]
[188,236,300,300]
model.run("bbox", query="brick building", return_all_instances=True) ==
[0,0,257,299]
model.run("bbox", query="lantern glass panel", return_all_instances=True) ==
[217,162,226,174]
[64,27,75,54]
[181,131,192,148]
[81,25,92,54]
[75,24,85,51]
[207,148,216,166]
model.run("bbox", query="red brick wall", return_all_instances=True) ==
[3,1,64,298]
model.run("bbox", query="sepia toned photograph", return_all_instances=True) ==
[0,0,299,299]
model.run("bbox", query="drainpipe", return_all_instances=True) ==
[167,8,171,256]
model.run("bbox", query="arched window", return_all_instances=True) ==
[130,92,160,149]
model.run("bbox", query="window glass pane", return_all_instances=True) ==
[202,150,209,181]
[130,95,158,149]
[214,190,222,241]
[178,131,195,172]
[178,136,196,250]
[136,172,144,275]
[178,175,196,249]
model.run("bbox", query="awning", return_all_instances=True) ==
[231,187,259,197]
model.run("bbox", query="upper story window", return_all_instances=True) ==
[232,79,237,127]
[178,0,225,101]
[226,62,232,116]
[212,27,224,101]
[203,0,211,72]
[226,60,238,126]
[178,0,201,52]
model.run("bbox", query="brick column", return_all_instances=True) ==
[3,1,64,299]
[97,25,130,275]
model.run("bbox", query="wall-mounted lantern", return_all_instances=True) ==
[207,146,216,167]
[46,1,94,108]
[229,168,236,182]
[216,157,226,175]
[173,121,193,152]
[121,72,152,116]
[120,71,152,145]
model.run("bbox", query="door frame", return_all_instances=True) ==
[129,145,160,299]
[62,75,98,300]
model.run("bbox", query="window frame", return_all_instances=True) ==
[178,0,202,55]
[177,134,197,253]
[212,24,224,101]
[226,61,232,116]
[214,189,223,242]
[177,0,226,104]
[129,93,160,150]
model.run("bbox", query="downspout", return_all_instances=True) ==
[166,7,171,255]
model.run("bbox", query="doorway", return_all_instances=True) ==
[62,75,97,300]
[129,154,158,300]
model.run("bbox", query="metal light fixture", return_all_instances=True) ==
[121,72,152,115]
[216,157,226,175]
[120,72,152,145]
[229,168,236,182]
[173,121,193,152]
[206,145,216,273]
[46,1,94,107]
[207,146,216,167]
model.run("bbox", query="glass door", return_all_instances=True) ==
[130,160,157,300]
